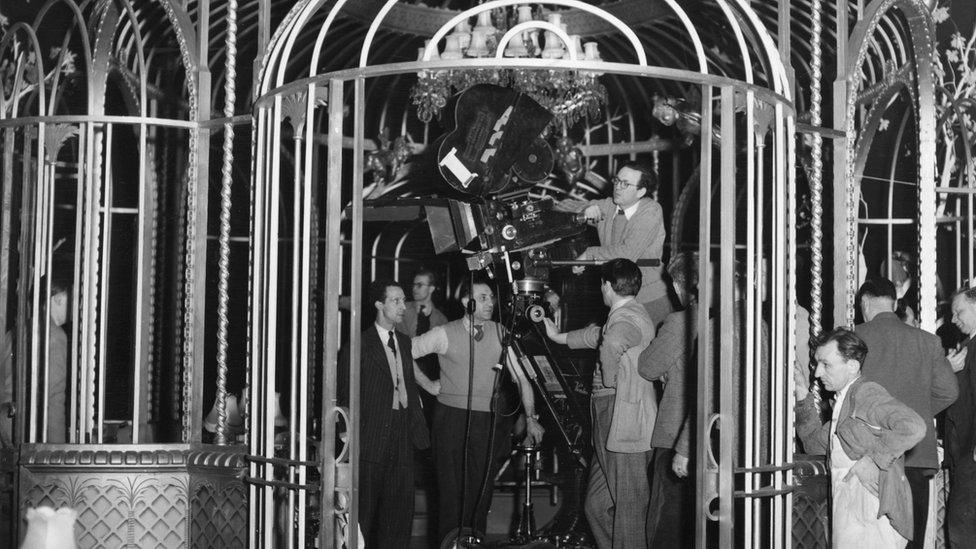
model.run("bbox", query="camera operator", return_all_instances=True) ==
[573,161,672,326]
[543,258,656,549]
[411,278,544,542]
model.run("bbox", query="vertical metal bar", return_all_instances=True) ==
[287,124,303,549]
[264,97,283,547]
[297,81,317,549]
[0,124,13,445]
[132,121,148,443]
[717,85,735,548]
[27,123,44,444]
[755,125,768,548]
[348,74,367,549]
[97,124,115,444]
[772,105,788,548]
[743,90,757,548]
[833,0,851,326]
[39,154,53,443]
[694,85,714,549]
[215,0,240,448]
[248,106,268,549]
[82,125,102,442]
[319,78,344,549]
[784,112,798,549]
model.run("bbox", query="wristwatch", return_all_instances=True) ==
[527,413,540,421]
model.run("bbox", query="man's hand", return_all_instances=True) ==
[794,362,811,401]
[542,318,559,340]
[572,252,588,275]
[672,453,689,478]
[843,456,880,496]
[421,379,441,396]
[948,346,968,373]
[524,417,545,446]
[582,204,601,222]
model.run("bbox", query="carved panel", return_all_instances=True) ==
[18,445,246,548]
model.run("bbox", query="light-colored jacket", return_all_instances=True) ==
[567,298,657,453]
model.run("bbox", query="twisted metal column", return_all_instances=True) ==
[215,0,239,445]
[808,0,824,412]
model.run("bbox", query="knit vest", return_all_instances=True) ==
[437,319,504,412]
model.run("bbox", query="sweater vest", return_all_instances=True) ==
[437,320,504,412]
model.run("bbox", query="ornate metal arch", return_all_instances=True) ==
[842,0,937,328]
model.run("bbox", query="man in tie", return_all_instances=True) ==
[398,268,449,422]
[412,278,544,543]
[573,161,672,326]
[340,279,430,548]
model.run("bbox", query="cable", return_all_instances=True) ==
[454,272,477,547]
[472,294,521,528]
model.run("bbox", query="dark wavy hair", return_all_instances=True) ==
[812,327,867,366]
[617,160,658,194]
[601,258,642,298]
[368,279,403,308]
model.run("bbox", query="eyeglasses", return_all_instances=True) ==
[412,282,431,288]
[612,176,640,189]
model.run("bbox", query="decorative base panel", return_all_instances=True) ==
[18,444,247,548]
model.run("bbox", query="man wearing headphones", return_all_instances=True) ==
[574,161,671,326]
[411,278,545,542]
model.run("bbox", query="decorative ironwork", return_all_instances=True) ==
[20,446,246,548]
[215,0,240,446]
[807,0,824,413]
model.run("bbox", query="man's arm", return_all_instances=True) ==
[564,324,602,350]
[505,347,544,445]
[582,202,663,262]
[639,312,687,382]
[794,393,830,455]
[411,327,449,395]
[597,318,644,387]
[929,338,959,414]
[857,383,927,469]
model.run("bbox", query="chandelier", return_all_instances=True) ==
[410,7,608,129]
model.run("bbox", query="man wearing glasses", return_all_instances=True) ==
[399,268,448,339]
[575,161,672,326]
[398,268,449,426]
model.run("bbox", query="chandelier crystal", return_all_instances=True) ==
[410,7,608,129]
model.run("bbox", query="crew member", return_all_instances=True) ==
[795,328,925,548]
[945,286,976,547]
[854,277,958,547]
[412,279,544,542]
[574,161,671,325]
[544,258,656,549]
[339,280,430,548]
[398,267,448,422]
[638,253,696,546]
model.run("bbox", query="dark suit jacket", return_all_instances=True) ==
[339,328,430,463]
[855,312,958,469]
[946,336,976,469]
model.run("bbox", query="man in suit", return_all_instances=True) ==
[342,279,430,548]
[945,286,976,547]
[854,277,958,547]
[573,161,671,326]
[544,258,656,549]
[639,252,697,546]
[795,328,925,547]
